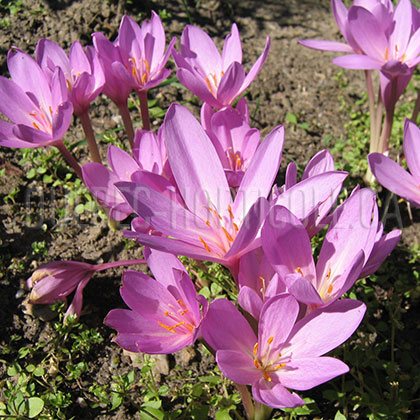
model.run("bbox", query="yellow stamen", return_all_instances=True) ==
[177,299,187,307]
[232,222,239,232]
[222,227,233,242]
[158,321,176,332]
[296,267,304,276]
[206,220,211,227]
[49,106,53,115]
[401,53,406,62]
[259,275,265,291]
[254,359,260,368]
[29,111,37,117]
[253,342,259,356]
[199,236,211,253]
[228,205,234,220]
[274,363,286,370]
[327,284,333,294]
[164,311,169,316]
[205,77,213,93]
[33,122,40,130]
[179,309,189,316]
[385,47,389,60]
[142,73,147,84]
[212,73,218,86]
[267,336,274,344]
[263,372,272,382]
[144,59,150,72]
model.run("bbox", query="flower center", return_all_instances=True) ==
[158,298,196,334]
[253,337,288,382]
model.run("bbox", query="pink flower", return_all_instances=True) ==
[173,23,270,109]
[36,39,105,116]
[105,248,208,354]
[201,99,261,187]
[201,294,366,408]
[0,48,73,149]
[369,119,420,207]
[27,259,145,320]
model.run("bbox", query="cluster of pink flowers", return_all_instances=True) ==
[0,7,404,417]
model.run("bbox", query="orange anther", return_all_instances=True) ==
[267,336,274,344]
[384,47,389,60]
[206,220,211,227]
[327,284,333,294]
[274,363,286,370]
[177,299,186,307]
[228,205,234,220]
[263,372,272,382]
[199,236,211,253]
[33,122,40,130]
[253,342,259,356]
[232,222,239,232]
[222,227,233,242]
[254,359,260,369]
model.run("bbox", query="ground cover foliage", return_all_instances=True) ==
[0,0,420,419]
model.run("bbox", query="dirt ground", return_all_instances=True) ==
[0,0,419,418]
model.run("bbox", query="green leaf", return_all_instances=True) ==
[26,168,36,179]
[33,366,45,377]
[75,203,85,214]
[7,363,22,376]
[110,393,122,410]
[215,409,233,420]
[27,397,44,418]
[334,410,347,420]
[286,113,298,125]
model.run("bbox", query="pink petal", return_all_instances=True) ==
[233,125,284,218]
[403,119,420,180]
[252,378,305,409]
[200,298,256,353]
[368,152,420,206]
[258,294,299,359]
[299,39,354,52]
[277,357,349,391]
[164,104,231,219]
[283,299,366,358]
[332,54,382,69]
[221,23,242,71]
[216,349,260,385]
[262,205,316,282]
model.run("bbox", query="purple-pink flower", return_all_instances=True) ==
[105,248,207,354]
[262,188,400,310]
[201,99,261,187]
[201,294,366,408]
[36,39,105,116]
[173,23,270,109]
[0,48,73,149]
[92,11,175,102]
[369,119,420,207]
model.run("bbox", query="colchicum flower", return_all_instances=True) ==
[27,259,145,320]
[369,119,420,207]
[201,99,261,187]
[262,188,400,310]
[201,294,366,408]
[105,248,208,354]
[36,39,105,116]
[0,48,73,149]
[173,23,270,109]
